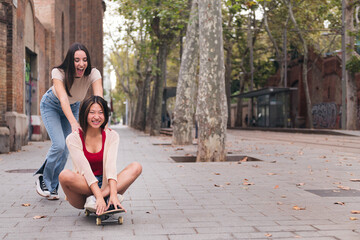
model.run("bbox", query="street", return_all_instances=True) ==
[0,126,360,239]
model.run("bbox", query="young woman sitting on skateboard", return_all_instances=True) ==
[59,96,142,215]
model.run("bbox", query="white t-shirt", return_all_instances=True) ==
[51,68,101,104]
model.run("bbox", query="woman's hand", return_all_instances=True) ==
[107,194,126,212]
[95,197,107,215]
[70,122,81,133]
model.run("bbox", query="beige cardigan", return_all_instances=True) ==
[66,128,119,189]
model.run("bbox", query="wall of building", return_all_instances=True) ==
[269,49,360,129]
[0,0,105,153]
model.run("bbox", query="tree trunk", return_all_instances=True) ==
[224,40,233,128]
[172,0,199,145]
[285,0,313,128]
[196,0,228,162]
[235,75,245,127]
[345,0,357,130]
[150,43,168,136]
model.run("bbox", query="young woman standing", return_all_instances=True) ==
[35,42,104,200]
[59,96,142,215]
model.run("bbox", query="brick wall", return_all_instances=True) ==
[0,0,105,151]
[0,2,7,126]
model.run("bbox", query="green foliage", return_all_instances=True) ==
[346,55,360,75]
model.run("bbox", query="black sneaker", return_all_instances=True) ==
[47,185,59,200]
[36,175,50,197]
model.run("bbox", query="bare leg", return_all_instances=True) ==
[117,162,142,194]
[100,162,142,197]
[59,169,93,209]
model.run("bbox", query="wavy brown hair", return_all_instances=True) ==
[55,42,92,97]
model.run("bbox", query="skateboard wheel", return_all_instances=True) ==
[85,210,90,216]
[118,216,123,225]
[96,217,102,225]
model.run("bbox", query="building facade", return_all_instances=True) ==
[0,0,105,153]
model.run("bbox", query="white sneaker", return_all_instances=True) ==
[35,175,50,197]
[84,195,96,212]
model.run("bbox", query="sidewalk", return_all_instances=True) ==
[1,126,360,239]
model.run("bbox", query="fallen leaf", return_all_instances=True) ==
[350,179,360,182]
[334,202,345,205]
[274,185,279,189]
[296,183,305,187]
[351,210,360,214]
[225,182,231,185]
[146,211,151,214]
[268,173,277,176]
[292,205,306,210]
[33,215,46,219]
[214,173,221,175]
[175,148,184,151]
[265,233,272,237]
[22,203,31,207]
[240,157,248,162]
[214,184,223,187]
[177,165,184,168]
[350,217,358,221]
[243,182,254,186]
[277,202,283,205]
[281,195,287,198]
[338,185,351,190]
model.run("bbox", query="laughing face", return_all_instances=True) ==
[87,103,105,129]
[74,50,88,78]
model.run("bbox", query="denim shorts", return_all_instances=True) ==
[96,175,103,188]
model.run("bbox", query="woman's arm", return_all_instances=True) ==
[53,79,81,132]
[89,183,107,215]
[106,179,124,210]
[92,79,103,97]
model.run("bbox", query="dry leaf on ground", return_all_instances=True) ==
[274,185,279,189]
[22,203,31,207]
[338,185,351,190]
[334,202,345,205]
[243,182,254,186]
[265,233,272,237]
[240,157,248,162]
[296,183,305,187]
[350,179,360,182]
[351,210,360,214]
[292,205,306,210]
[33,215,46,219]
[350,217,358,221]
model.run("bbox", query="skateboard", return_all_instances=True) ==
[84,208,125,225]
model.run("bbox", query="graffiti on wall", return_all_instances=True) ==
[312,103,338,128]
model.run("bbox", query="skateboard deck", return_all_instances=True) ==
[85,208,125,225]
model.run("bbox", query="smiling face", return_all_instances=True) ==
[74,50,88,78]
[87,103,105,129]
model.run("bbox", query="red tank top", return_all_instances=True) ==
[79,129,105,176]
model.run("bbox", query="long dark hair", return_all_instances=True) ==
[79,96,109,135]
[55,42,92,97]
